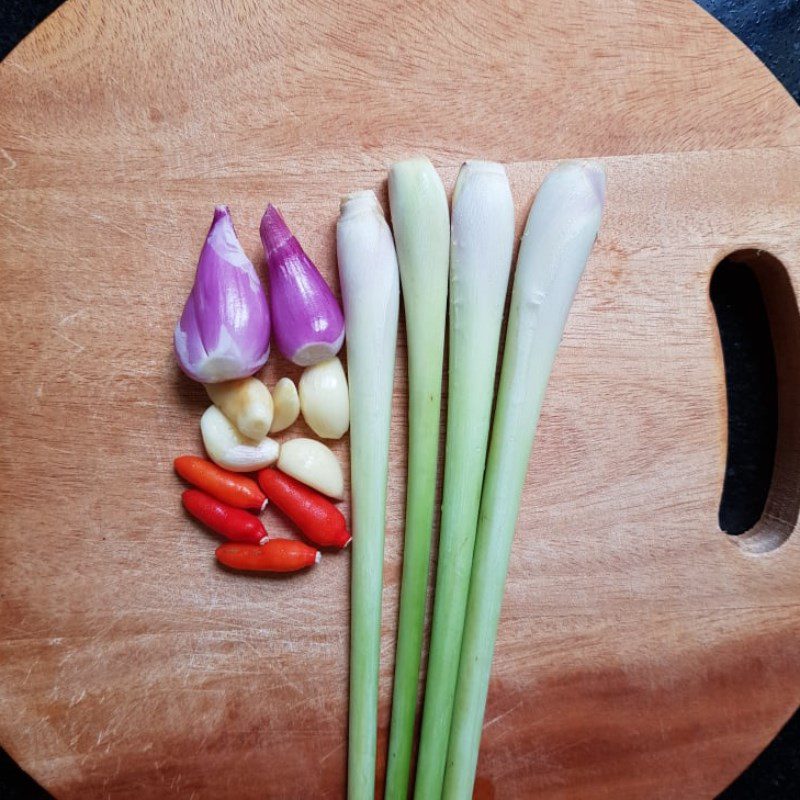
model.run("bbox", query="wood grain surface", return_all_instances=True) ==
[1,1,800,797]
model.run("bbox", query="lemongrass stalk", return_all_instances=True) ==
[385,158,450,799]
[413,161,515,799]
[337,191,400,800]
[442,161,606,799]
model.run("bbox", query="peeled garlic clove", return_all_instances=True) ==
[205,377,274,440]
[278,438,344,499]
[201,405,280,472]
[270,377,300,434]
[298,357,350,439]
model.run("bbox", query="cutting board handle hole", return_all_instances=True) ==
[710,249,800,554]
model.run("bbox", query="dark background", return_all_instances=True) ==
[2,1,799,797]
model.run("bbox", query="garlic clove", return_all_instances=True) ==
[200,405,280,472]
[205,377,274,440]
[277,438,344,499]
[270,377,301,433]
[298,357,350,439]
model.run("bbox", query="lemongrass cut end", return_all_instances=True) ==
[391,155,435,169]
[388,156,437,182]
[584,161,607,206]
[340,190,382,217]
[460,160,507,176]
[452,160,513,210]
[551,160,607,207]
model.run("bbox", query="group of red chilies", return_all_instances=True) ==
[174,456,351,573]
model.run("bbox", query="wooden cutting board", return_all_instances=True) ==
[2,0,800,797]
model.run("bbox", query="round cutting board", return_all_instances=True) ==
[1,1,800,797]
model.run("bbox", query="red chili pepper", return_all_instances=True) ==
[257,468,351,549]
[182,489,268,544]
[216,539,320,573]
[174,455,267,511]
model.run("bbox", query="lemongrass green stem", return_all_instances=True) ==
[385,158,450,800]
[442,161,606,799]
[413,161,515,800]
[337,190,400,800]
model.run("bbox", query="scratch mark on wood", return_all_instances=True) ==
[483,701,523,732]
[0,148,17,186]
[319,741,344,765]
[0,210,36,235]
